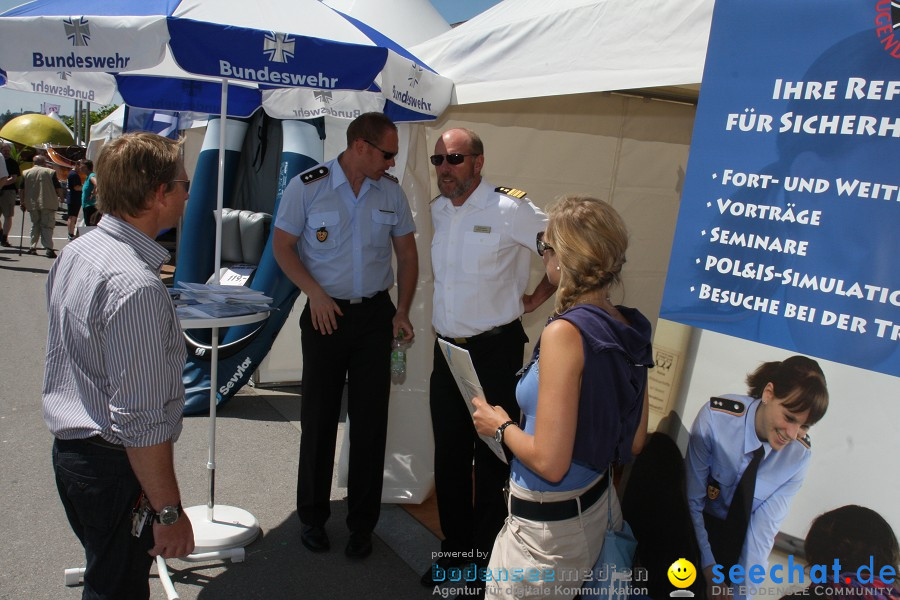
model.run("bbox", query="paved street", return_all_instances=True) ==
[0,211,443,600]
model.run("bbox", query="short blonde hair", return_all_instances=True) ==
[95,132,182,218]
[545,195,629,314]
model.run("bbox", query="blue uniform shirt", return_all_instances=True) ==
[685,395,811,594]
[274,156,415,300]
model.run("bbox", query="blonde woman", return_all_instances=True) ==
[473,195,652,599]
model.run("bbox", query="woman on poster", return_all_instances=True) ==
[686,355,829,600]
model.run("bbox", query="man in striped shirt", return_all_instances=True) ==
[43,132,194,599]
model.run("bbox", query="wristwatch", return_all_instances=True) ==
[154,503,183,526]
[494,420,517,444]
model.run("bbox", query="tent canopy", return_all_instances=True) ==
[412,0,713,105]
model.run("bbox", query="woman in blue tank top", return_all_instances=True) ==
[472,195,654,599]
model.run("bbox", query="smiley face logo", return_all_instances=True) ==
[667,558,697,588]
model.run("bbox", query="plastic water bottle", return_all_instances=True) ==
[390,333,408,384]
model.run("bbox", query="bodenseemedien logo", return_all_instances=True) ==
[668,558,697,597]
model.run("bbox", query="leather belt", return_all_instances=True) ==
[438,320,520,345]
[333,289,389,307]
[56,436,126,452]
[509,470,609,522]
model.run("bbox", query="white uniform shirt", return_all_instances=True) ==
[431,179,547,337]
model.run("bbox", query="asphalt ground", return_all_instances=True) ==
[0,210,446,600]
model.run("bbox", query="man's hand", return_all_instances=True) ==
[392,311,414,342]
[149,514,194,559]
[307,288,343,334]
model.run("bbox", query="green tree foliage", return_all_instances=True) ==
[61,104,119,130]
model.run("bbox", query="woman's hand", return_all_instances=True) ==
[472,396,512,437]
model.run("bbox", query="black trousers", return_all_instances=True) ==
[53,438,154,600]
[296,291,394,533]
[429,321,528,560]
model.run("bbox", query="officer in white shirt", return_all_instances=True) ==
[422,128,556,591]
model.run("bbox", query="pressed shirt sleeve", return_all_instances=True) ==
[685,403,717,568]
[510,198,548,253]
[391,188,416,237]
[102,285,184,447]
[274,176,307,237]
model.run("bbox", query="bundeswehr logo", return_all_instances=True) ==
[314,90,333,105]
[407,64,423,88]
[63,17,90,47]
[263,32,295,63]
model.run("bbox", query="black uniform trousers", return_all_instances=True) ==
[429,321,528,561]
[296,291,394,533]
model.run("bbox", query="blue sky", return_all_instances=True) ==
[0,0,502,115]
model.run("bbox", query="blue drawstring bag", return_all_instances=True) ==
[581,468,638,600]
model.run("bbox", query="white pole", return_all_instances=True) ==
[206,78,229,521]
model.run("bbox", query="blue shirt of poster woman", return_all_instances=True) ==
[685,395,812,597]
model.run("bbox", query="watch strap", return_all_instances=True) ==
[496,420,517,443]
[153,502,183,524]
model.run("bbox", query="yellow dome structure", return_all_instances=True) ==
[0,113,75,147]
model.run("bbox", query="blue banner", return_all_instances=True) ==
[123,106,180,139]
[660,0,900,377]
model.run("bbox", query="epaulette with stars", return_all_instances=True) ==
[709,396,746,416]
[797,433,812,449]
[300,166,329,185]
[495,186,527,200]
[381,172,399,184]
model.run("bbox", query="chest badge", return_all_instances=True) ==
[707,481,721,501]
[316,226,329,242]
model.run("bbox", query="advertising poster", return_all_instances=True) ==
[660,0,900,377]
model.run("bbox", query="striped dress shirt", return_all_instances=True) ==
[43,215,185,447]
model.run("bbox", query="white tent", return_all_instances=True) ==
[86,105,124,160]
[412,0,900,541]
[412,0,712,105]
[410,0,713,345]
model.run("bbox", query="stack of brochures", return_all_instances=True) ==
[170,282,274,320]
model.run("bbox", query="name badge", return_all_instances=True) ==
[473,225,491,233]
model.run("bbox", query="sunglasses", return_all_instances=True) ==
[363,139,397,160]
[171,179,190,193]
[536,231,554,256]
[429,153,479,166]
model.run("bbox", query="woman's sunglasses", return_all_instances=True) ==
[536,231,553,256]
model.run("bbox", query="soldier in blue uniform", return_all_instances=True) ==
[685,355,829,600]
[273,112,418,560]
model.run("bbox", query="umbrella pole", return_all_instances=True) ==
[17,203,25,256]
[205,78,229,521]
[183,78,257,554]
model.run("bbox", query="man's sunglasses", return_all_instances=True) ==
[363,139,397,160]
[536,231,553,256]
[171,179,190,193]
[429,153,479,166]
